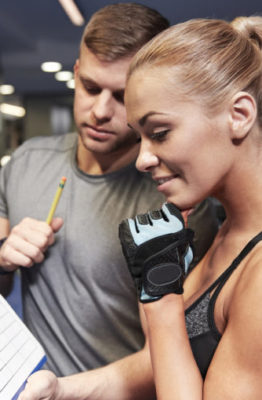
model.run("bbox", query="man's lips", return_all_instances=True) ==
[81,123,114,140]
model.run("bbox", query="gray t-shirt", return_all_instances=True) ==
[0,133,165,375]
[0,133,219,376]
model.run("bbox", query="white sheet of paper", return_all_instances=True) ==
[0,295,46,400]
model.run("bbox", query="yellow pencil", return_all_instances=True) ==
[46,177,67,224]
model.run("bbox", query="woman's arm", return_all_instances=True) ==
[143,294,203,400]
[143,254,262,400]
[203,254,262,399]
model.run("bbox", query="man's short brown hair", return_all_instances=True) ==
[80,3,169,61]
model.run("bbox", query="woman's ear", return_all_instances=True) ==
[228,91,257,140]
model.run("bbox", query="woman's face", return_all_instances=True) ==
[125,67,234,210]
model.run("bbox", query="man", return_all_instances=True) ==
[0,3,219,399]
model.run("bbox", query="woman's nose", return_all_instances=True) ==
[136,142,159,172]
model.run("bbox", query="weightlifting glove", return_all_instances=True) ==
[119,203,194,303]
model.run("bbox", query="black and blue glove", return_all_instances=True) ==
[119,203,194,303]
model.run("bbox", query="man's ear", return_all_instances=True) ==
[74,59,80,78]
[228,91,257,140]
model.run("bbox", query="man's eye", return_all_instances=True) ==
[83,84,100,95]
[87,88,100,95]
[114,92,124,104]
[150,130,169,141]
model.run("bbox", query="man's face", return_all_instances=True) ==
[74,47,137,158]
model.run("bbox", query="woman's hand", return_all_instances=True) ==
[119,202,194,302]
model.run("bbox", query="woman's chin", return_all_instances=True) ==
[165,197,195,213]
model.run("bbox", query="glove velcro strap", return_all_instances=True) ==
[143,262,183,297]
[134,228,194,277]
[141,236,190,299]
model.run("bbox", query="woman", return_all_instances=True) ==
[123,16,262,399]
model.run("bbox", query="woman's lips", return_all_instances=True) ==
[153,176,178,196]
[154,175,179,189]
[156,176,175,185]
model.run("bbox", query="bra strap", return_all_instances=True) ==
[208,231,262,339]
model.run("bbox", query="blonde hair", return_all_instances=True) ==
[127,17,262,122]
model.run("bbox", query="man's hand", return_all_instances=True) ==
[0,217,63,272]
[18,371,59,400]
[119,203,194,303]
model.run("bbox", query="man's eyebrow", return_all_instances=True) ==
[139,112,166,126]
[79,75,97,85]
[79,75,125,95]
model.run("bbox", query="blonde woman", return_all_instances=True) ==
[123,16,262,400]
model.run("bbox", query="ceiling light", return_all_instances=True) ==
[0,85,15,95]
[55,71,73,81]
[0,103,26,118]
[58,0,85,26]
[0,155,11,167]
[41,61,62,73]
[66,79,75,89]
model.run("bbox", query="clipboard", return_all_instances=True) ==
[0,295,46,399]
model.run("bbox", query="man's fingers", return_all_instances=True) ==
[1,238,45,268]
[50,217,64,234]
[18,371,58,400]
[0,217,57,269]
[12,218,53,248]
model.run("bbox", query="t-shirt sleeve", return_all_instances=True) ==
[0,158,12,219]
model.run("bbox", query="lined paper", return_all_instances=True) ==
[0,295,46,400]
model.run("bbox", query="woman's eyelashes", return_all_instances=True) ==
[150,130,169,141]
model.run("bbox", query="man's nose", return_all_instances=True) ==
[91,91,113,123]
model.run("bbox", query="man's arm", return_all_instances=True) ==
[0,216,14,296]
[19,304,155,400]
[18,343,156,400]
[58,342,155,400]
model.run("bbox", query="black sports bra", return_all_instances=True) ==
[185,231,262,378]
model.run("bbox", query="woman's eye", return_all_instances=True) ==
[150,130,169,141]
